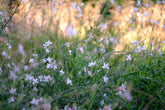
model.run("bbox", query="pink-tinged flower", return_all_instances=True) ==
[66,78,72,86]
[60,70,64,76]
[8,97,15,103]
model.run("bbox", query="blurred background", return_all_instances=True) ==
[0,0,165,50]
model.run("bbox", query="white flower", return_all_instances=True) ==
[9,88,16,94]
[88,61,96,67]
[99,23,107,30]
[32,54,38,57]
[68,50,72,55]
[72,2,77,8]
[66,78,72,85]
[42,59,47,63]
[65,25,77,37]
[102,63,109,69]
[103,75,108,83]
[29,58,34,63]
[9,71,17,81]
[77,6,81,12]
[2,51,8,57]
[79,47,84,53]
[100,48,105,53]
[30,98,39,105]
[126,55,132,61]
[53,65,57,70]
[47,57,52,63]
[163,40,165,44]
[162,25,165,29]
[65,42,70,47]
[46,63,52,69]
[110,0,114,4]
[100,100,104,105]
[60,70,64,76]
[18,44,25,56]
[8,97,15,103]
[145,3,149,7]
[32,78,38,85]
[87,71,92,76]
[78,13,83,18]
[117,5,121,11]
[25,74,34,81]
[136,0,141,6]
[81,3,85,7]
[113,22,118,26]
[7,43,12,49]
[44,75,52,82]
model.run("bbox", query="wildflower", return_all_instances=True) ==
[46,63,52,69]
[77,6,81,13]
[18,44,25,56]
[99,23,107,30]
[155,21,159,25]
[7,43,12,49]
[81,3,85,7]
[8,97,15,103]
[103,105,112,110]
[157,0,161,4]
[32,78,38,85]
[126,55,132,61]
[102,63,109,70]
[68,50,72,55]
[79,47,84,53]
[60,70,64,76]
[30,98,39,105]
[42,59,47,63]
[87,71,92,76]
[72,3,77,8]
[162,25,165,29]
[117,5,121,12]
[100,48,105,53]
[78,13,83,18]
[32,54,38,57]
[9,88,16,94]
[47,57,52,63]
[0,68,2,75]
[110,0,114,4]
[9,71,17,81]
[29,58,34,63]
[163,40,165,44]
[145,3,149,7]
[88,61,96,67]
[65,25,77,37]
[44,75,52,82]
[25,74,34,81]
[66,78,72,86]
[100,100,104,105]
[53,65,57,70]
[149,19,154,24]
[103,75,108,83]
[113,22,117,26]
[2,51,8,57]
[136,0,141,6]
[65,42,70,47]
